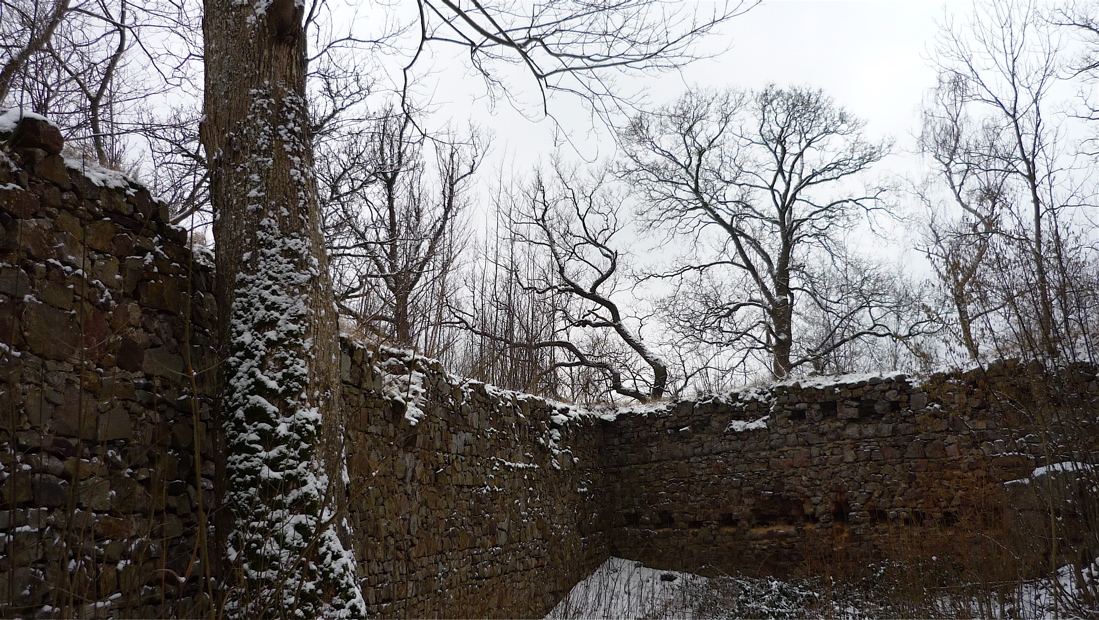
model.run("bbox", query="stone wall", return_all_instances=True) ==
[341,347,609,617]
[0,114,611,619]
[2,112,1096,618]
[603,365,1098,578]
[1,115,219,618]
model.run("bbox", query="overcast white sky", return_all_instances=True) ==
[408,0,986,268]
[375,0,1094,266]
[434,0,975,177]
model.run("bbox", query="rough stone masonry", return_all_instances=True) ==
[2,114,1096,618]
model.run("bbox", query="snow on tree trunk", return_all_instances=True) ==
[202,0,363,616]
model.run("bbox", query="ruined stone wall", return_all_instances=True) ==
[2,112,1095,618]
[0,113,610,619]
[0,116,219,618]
[603,366,1098,578]
[0,114,611,620]
[340,345,610,618]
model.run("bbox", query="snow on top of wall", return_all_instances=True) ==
[355,341,601,428]
[0,108,54,134]
[62,154,134,192]
[772,371,909,390]
[1031,461,1095,478]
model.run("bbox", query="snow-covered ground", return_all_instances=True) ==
[547,557,1099,619]
[544,557,708,619]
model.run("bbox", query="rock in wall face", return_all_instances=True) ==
[1,116,219,618]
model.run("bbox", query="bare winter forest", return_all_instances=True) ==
[2,0,1099,617]
[4,0,1098,401]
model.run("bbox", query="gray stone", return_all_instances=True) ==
[25,452,64,477]
[98,405,133,441]
[909,391,928,410]
[32,473,68,507]
[76,478,111,511]
[0,266,30,297]
[142,347,184,378]
[0,567,47,607]
[51,384,97,440]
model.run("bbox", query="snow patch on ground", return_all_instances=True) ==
[544,557,705,619]
[550,557,1099,619]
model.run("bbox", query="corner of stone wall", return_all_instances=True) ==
[339,339,612,617]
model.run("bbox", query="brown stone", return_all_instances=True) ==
[95,515,138,540]
[91,256,120,287]
[0,530,43,569]
[22,301,79,361]
[13,218,56,260]
[115,336,145,372]
[143,346,184,378]
[904,439,926,459]
[0,472,33,506]
[925,439,946,459]
[38,280,73,310]
[112,232,135,256]
[85,219,118,252]
[0,185,40,218]
[98,405,133,441]
[54,209,83,239]
[79,305,111,362]
[33,154,71,189]
[138,278,182,312]
[120,256,144,294]
[9,116,64,154]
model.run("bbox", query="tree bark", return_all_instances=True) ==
[202,0,362,615]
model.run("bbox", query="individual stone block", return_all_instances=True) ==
[9,117,64,154]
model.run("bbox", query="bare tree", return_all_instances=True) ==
[923,0,1099,365]
[201,0,759,613]
[620,85,907,379]
[458,163,668,403]
[401,0,758,118]
[917,73,1012,362]
[0,0,70,103]
[932,0,1068,358]
[320,106,481,355]
[453,206,563,396]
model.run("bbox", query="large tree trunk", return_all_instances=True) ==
[201,0,363,616]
